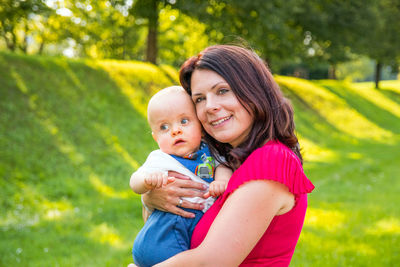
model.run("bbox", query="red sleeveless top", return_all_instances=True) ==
[190,140,315,266]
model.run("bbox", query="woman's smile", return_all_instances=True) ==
[210,115,232,127]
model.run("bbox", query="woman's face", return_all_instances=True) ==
[190,69,254,147]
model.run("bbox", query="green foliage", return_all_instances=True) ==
[336,56,375,82]
[158,6,209,67]
[1,0,399,79]
[337,56,399,82]
[1,53,400,266]
[358,0,400,66]
[0,0,52,52]
[176,0,305,70]
[292,0,400,82]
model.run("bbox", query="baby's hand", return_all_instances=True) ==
[204,180,227,198]
[144,172,174,189]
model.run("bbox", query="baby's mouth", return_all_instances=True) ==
[174,139,185,145]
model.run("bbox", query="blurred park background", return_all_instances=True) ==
[1,0,400,266]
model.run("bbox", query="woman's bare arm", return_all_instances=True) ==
[154,180,294,266]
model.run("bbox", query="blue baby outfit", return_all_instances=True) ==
[132,143,215,267]
[170,142,215,183]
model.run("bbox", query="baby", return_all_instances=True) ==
[130,86,232,267]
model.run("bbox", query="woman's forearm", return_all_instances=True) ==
[154,249,205,267]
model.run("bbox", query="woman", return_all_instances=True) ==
[142,45,314,266]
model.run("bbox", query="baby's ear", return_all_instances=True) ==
[151,132,157,142]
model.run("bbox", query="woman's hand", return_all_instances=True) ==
[142,171,207,218]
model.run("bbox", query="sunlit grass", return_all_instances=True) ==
[95,60,174,117]
[298,136,338,162]
[88,223,125,248]
[94,123,141,170]
[305,207,347,232]
[89,173,131,199]
[276,76,394,142]
[336,80,400,118]
[366,217,400,235]
[1,52,399,266]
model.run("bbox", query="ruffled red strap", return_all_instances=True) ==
[225,141,315,196]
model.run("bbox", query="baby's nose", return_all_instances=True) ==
[171,127,182,136]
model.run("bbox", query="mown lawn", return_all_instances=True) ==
[1,52,399,266]
[278,78,400,266]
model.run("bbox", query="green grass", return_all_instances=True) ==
[1,52,399,266]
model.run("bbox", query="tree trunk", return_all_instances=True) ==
[8,32,17,51]
[146,0,158,65]
[328,64,337,79]
[375,61,382,89]
[38,41,45,55]
[17,22,28,53]
[3,27,17,51]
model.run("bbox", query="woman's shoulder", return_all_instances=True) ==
[247,140,300,165]
[230,140,314,195]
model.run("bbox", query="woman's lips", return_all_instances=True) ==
[210,115,232,126]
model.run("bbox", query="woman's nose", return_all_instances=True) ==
[205,96,220,113]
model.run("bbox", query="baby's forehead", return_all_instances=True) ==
[151,90,192,109]
[147,90,194,123]
[150,87,190,104]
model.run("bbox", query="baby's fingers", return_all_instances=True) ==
[203,191,211,198]
[156,175,165,188]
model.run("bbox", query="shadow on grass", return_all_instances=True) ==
[321,83,400,134]
[281,84,349,146]
[380,87,400,106]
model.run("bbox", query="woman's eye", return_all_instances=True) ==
[194,97,204,103]
[218,88,229,95]
[160,124,169,130]
[181,118,189,125]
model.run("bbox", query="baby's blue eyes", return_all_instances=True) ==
[159,119,188,131]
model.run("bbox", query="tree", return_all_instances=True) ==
[131,0,161,64]
[292,0,400,85]
[158,6,209,67]
[358,0,400,88]
[291,0,376,78]
[175,0,305,71]
[0,0,51,53]
[68,0,144,60]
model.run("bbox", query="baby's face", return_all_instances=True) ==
[149,91,202,157]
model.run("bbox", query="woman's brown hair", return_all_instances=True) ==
[180,45,302,169]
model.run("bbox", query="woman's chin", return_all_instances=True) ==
[210,134,233,145]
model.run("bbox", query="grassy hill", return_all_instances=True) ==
[1,52,399,266]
